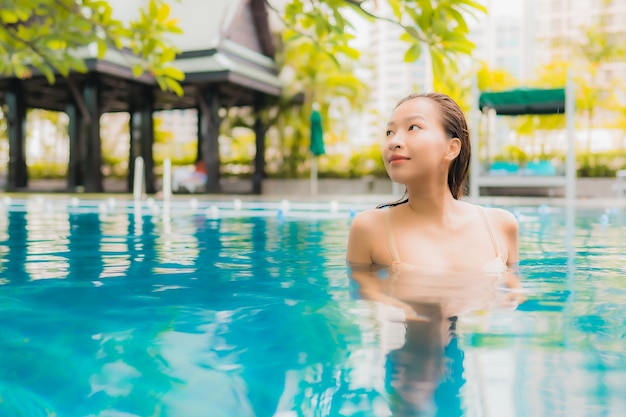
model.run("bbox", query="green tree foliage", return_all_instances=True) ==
[262,0,486,177]
[0,0,184,95]
[433,61,520,112]
[274,0,486,74]
[269,31,370,178]
[546,2,626,152]
[476,62,519,92]
[609,102,626,149]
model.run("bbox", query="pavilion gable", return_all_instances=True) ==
[0,0,282,194]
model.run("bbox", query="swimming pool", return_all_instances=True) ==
[1,196,625,417]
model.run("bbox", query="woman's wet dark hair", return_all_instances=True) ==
[377,92,471,209]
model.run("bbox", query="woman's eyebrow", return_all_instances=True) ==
[386,114,427,128]
[404,114,427,123]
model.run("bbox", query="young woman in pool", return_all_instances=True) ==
[346,92,522,415]
[347,91,521,308]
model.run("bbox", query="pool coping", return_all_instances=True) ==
[2,192,625,209]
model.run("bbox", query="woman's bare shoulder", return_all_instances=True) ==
[350,207,387,232]
[347,207,388,265]
[481,205,519,234]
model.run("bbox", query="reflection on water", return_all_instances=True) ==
[348,256,523,417]
[0,201,625,416]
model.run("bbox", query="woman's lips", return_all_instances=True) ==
[389,155,410,164]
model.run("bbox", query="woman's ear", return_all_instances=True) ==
[446,138,462,161]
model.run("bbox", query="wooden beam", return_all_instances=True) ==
[67,77,92,124]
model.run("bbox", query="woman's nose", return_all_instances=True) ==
[387,134,404,150]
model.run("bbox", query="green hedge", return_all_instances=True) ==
[578,150,626,177]
[28,162,67,179]
[17,149,626,180]
[492,146,626,178]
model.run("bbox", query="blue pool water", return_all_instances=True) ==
[1,197,625,417]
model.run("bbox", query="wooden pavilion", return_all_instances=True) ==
[0,0,282,194]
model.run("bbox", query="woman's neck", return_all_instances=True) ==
[404,187,458,222]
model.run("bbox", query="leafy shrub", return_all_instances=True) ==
[578,150,626,177]
[28,162,67,179]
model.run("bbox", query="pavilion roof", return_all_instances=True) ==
[0,0,281,112]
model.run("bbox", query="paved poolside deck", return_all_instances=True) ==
[2,178,625,209]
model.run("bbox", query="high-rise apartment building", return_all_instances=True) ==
[536,0,626,93]
[472,0,537,83]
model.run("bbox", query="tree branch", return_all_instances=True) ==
[50,0,117,47]
[0,20,51,65]
[266,0,429,45]
[340,0,429,43]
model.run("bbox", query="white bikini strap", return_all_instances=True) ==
[385,208,401,263]
[477,206,502,258]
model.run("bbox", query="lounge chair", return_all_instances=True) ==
[523,160,557,176]
[488,161,519,175]
[171,162,207,193]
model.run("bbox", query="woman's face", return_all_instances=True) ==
[382,98,451,185]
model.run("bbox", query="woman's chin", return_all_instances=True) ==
[387,173,408,185]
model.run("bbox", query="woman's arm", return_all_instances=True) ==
[501,208,522,290]
[346,210,383,299]
[489,208,525,308]
[347,210,424,320]
[487,207,521,283]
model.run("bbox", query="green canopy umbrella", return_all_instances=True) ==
[478,87,566,115]
[310,107,324,195]
[310,109,325,156]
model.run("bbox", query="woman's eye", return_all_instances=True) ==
[408,125,420,131]
[385,130,393,137]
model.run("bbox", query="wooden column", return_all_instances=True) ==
[5,79,28,191]
[252,95,267,195]
[128,86,155,194]
[128,107,138,193]
[66,101,84,191]
[81,76,103,193]
[197,87,221,193]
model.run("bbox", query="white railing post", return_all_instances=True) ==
[565,70,576,203]
[163,158,172,202]
[133,156,145,204]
